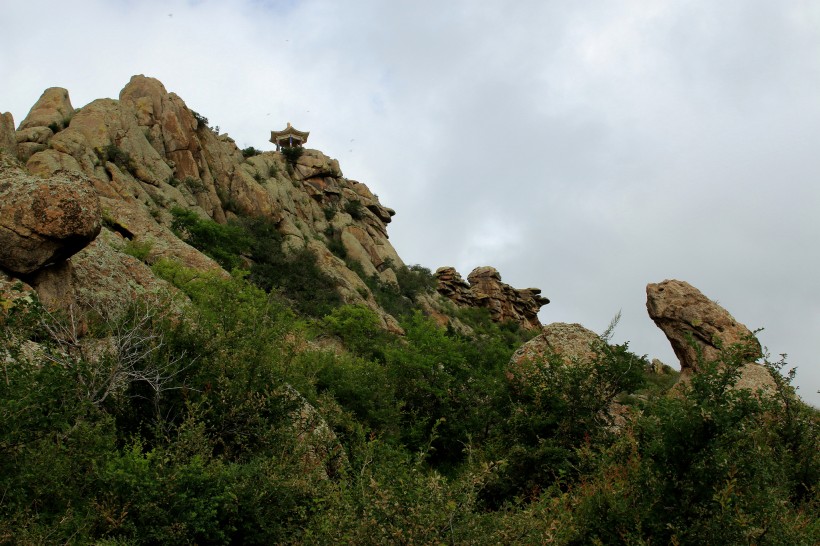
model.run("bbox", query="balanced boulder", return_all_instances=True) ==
[646,279,761,372]
[646,279,773,392]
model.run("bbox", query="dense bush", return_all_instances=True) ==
[344,259,438,320]
[169,209,342,317]
[191,110,208,129]
[344,199,365,220]
[560,346,820,545]
[241,146,260,158]
[395,263,438,299]
[241,216,343,317]
[170,206,250,270]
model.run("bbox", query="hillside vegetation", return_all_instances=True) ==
[2,263,817,544]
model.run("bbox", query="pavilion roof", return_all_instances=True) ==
[270,122,309,142]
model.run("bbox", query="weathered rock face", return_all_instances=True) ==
[283,384,348,479]
[0,155,101,275]
[29,229,178,315]
[647,279,773,392]
[436,266,549,330]
[510,322,601,368]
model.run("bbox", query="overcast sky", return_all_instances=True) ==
[2,0,819,406]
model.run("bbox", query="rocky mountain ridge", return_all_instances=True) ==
[0,75,546,334]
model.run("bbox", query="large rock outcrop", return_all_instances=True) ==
[646,279,773,392]
[0,155,101,275]
[435,266,548,330]
[5,75,414,332]
[28,229,178,316]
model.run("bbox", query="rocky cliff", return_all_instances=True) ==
[1,75,546,334]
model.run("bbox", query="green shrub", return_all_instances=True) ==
[344,260,413,320]
[240,216,343,317]
[563,342,820,545]
[281,146,304,166]
[323,225,347,259]
[344,199,364,220]
[183,176,207,194]
[479,335,647,507]
[242,146,260,158]
[121,238,153,262]
[395,263,437,300]
[168,211,344,317]
[97,143,136,175]
[327,237,347,260]
[170,207,250,270]
[3,203,817,544]
[321,305,394,363]
[191,110,208,129]
[323,205,336,221]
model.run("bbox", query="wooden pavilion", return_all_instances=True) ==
[270,122,309,151]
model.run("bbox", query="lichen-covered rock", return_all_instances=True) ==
[16,126,54,145]
[0,157,101,274]
[294,149,341,179]
[282,384,348,479]
[26,149,83,177]
[436,266,549,330]
[16,142,47,163]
